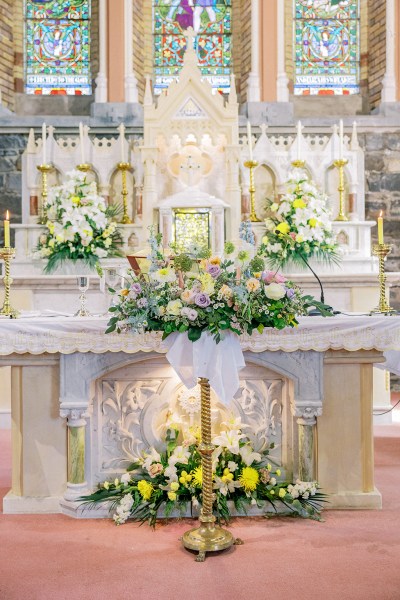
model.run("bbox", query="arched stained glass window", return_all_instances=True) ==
[294,0,360,95]
[25,0,91,95]
[153,0,232,94]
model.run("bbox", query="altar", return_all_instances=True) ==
[1,313,400,517]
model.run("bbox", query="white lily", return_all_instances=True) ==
[212,430,245,455]
[142,448,162,472]
[169,445,191,466]
[239,445,262,466]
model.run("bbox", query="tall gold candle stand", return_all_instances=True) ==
[333,158,349,221]
[0,247,19,318]
[117,162,132,224]
[371,244,396,314]
[182,377,243,562]
[37,164,52,224]
[244,160,260,222]
[76,163,92,173]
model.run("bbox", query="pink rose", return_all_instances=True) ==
[148,463,163,478]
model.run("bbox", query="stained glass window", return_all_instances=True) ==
[294,0,360,95]
[153,0,232,94]
[25,0,91,95]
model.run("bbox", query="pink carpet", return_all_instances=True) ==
[0,426,400,600]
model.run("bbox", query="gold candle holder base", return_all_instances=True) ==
[334,158,349,222]
[291,159,306,168]
[371,244,396,315]
[182,377,243,562]
[0,247,19,318]
[117,161,133,224]
[244,159,260,222]
[76,163,92,173]
[37,164,53,225]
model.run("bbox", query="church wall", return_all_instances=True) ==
[0,0,16,110]
[0,135,25,243]
[232,0,252,104]
[132,0,145,102]
[367,0,386,109]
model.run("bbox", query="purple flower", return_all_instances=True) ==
[130,283,142,295]
[206,264,222,278]
[194,292,211,308]
[285,287,295,299]
[137,297,148,308]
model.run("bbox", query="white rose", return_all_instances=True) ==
[166,299,183,316]
[264,282,286,300]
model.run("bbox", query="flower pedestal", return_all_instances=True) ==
[181,376,243,562]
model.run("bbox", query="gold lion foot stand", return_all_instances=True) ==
[182,377,243,562]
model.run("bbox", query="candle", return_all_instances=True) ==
[377,211,384,245]
[296,121,302,161]
[42,122,47,165]
[247,121,253,161]
[79,122,85,164]
[339,119,344,159]
[120,123,126,163]
[4,210,10,248]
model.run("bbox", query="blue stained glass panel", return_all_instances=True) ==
[153,0,232,94]
[25,1,91,95]
[294,0,360,95]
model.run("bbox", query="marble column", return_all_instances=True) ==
[124,0,139,102]
[246,0,261,102]
[276,0,289,102]
[382,0,397,102]
[60,408,89,501]
[95,0,108,102]
[294,407,322,481]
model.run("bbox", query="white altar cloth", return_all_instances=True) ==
[0,314,400,357]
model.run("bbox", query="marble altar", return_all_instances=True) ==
[1,314,400,517]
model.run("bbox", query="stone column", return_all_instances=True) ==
[247,0,261,102]
[60,408,89,501]
[382,0,397,102]
[294,407,322,481]
[124,0,139,102]
[95,0,108,102]
[276,0,289,102]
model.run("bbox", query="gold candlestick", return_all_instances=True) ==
[76,163,92,173]
[244,159,260,222]
[182,377,243,562]
[371,244,396,315]
[0,247,19,318]
[117,161,132,224]
[333,158,349,221]
[37,164,52,225]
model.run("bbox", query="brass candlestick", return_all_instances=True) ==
[182,377,243,562]
[334,158,349,221]
[76,163,92,173]
[371,243,396,314]
[244,160,260,222]
[37,164,52,224]
[117,162,132,224]
[0,247,19,318]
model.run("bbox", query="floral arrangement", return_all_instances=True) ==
[262,168,339,268]
[33,170,122,273]
[81,417,326,527]
[106,228,331,340]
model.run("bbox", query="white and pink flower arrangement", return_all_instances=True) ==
[106,228,329,341]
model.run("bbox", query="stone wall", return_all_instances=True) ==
[132,0,145,102]
[368,0,386,109]
[0,0,16,110]
[0,134,25,245]
[232,0,251,104]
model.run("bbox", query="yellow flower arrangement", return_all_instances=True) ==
[137,480,153,501]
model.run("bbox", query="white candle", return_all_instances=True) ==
[247,121,253,161]
[339,119,344,159]
[79,122,85,164]
[120,123,125,163]
[296,120,302,161]
[42,122,47,165]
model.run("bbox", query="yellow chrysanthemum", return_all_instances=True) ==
[239,467,259,492]
[191,466,203,487]
[276,222,290,235]
[293,199,306,209]
[137,479,153,501]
